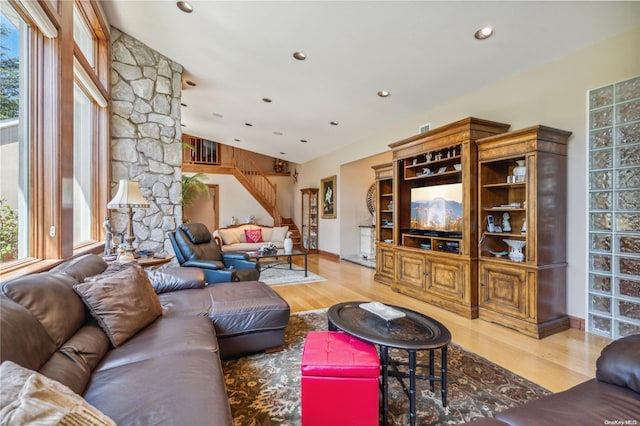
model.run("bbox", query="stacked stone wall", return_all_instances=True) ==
[110,27,182,254]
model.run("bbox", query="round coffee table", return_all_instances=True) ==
[327,301,451,426]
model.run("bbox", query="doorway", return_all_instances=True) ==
[184,184,219,233]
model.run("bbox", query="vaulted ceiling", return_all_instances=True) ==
[102,1,640,164]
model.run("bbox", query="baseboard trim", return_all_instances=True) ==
[569,315,585,331]
[319,250,340,261]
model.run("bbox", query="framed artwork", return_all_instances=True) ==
[321,175,337,219]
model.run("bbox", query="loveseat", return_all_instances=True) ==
[468,334,640,425]
[0,254,290,425]
[213,224,291,252]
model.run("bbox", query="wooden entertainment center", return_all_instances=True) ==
[373,117,572,338]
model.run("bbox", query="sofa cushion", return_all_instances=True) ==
[0,361,116,426]
[84,317,232,426]
[73,266,162,347]
[180,222,213,244]
[270,226,289,242]
[146,267,206,294]
[596,334,640,393]
[50,254,109,283]
[495,379,640,425]
[2,272,87,348]
[38,325,110,395]
[219,228,240,245]
[0,296,57,371]
[245,228,263,243]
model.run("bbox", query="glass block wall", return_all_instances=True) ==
[588,76,640,338]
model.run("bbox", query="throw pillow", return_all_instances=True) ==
[73,265,162,347]
[84,260,137,282]
[219,229,240,245]
[270,226,289,242]
[0,361,116,426]
[244,228,263,243]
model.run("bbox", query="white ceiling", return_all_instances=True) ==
[102,1,640,164]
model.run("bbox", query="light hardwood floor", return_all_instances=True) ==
[272,254,612,393]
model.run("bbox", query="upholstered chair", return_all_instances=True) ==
[169,223,260,284]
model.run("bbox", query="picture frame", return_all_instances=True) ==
[320,175,337,219]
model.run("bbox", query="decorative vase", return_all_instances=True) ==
[513,160,526,183]
[503,239,526,262]
[284,237,293,253]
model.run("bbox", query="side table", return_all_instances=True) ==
[327,301,451,426]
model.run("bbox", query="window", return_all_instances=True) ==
[71,2,108,249]
[587,76,640,338]
[0,1,29,264]
[73,6,94,67]
[73,82,93,245]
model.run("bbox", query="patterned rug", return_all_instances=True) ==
[258,266,326,286]
[222,310,551,425]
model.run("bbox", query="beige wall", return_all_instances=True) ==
[196,172,295,228]
[297,27,640,318]
[340,152,393,256]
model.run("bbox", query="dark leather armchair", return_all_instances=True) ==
[169,223,260,284]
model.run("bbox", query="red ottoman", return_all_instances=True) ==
[301,331,380,426]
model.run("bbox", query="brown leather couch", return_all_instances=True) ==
[1,254,290,425]
[468,334,640,425]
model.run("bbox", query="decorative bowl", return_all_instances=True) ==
[489,250,508,258]
[453,164,462,171]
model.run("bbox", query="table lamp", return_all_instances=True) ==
[107,180,150,261]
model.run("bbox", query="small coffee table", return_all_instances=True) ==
[245,248,308,277]
[327,301,451,426]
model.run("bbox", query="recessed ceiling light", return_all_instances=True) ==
[377,90,391,98]
[176,1,193,13]
[185,80,196,87]
[180,124,186,127]
[234,138,241,142]
[262,98,272,103]
[245,123,253,127]
[280,152,286,155]
[474,27,494,40]
[300,139,308,143]
[330,121,339,126]
[273,131,283,136]
[181,103,187,107]
[212,112,223,118]
[293,51,307,61]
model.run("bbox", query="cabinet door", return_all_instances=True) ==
[377,245,395,278]
[479,263,527,319]
[396,250,426,289]
[426,258,464,301]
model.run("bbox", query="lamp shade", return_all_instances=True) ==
[107,180,150,209]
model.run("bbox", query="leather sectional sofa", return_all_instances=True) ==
[468,333,640,425]
[0,254,290,425]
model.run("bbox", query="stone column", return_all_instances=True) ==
[110,27,183,254]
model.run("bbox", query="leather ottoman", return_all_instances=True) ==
[301,331,380,426]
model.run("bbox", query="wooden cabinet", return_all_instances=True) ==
[373,163,394,284]
[476,125,572,338]
[300,188,319,253]
[385,117,511,319]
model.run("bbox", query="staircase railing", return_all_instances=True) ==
[232,148,282,226]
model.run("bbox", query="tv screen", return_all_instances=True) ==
[410,183,463,232]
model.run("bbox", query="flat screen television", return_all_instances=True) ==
[410,183,463,236]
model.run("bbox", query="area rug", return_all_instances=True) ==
[258,266,326,286]
[222,310,551,426]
